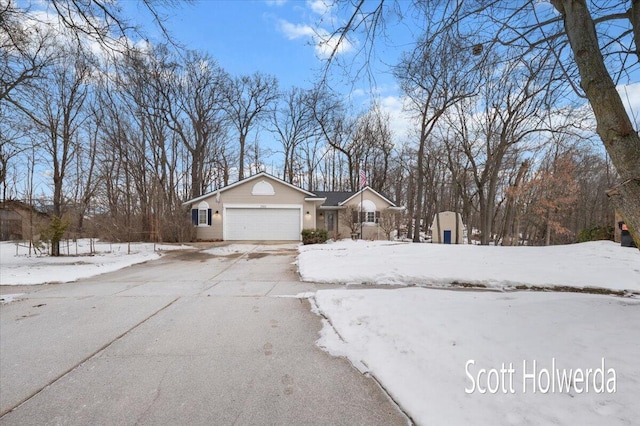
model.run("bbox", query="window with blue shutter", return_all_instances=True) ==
[195,201,211,226]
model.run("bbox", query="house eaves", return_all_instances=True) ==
[182,172,318,206]
[337,187,397,207]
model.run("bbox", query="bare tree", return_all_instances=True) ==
[11,46,91,255]
[0,1,57,103]
[271,86,318,184]
[378,209,399,240]
[394,17,478,242]
[162,49,228,198]
[223,72,279,180]
[325,0,640,246]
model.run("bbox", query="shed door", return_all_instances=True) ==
[225,208,301,241]
[443,230,452,244]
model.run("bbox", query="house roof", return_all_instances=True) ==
[0,199,49,216]
[182,174,400,210]
[182,172,317,206]
[315,187,397,208]
[338,187,397,207]
[313,191,356,207]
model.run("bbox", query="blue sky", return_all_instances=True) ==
[124,0,416,111]
[154,1,326,88]
[119,0,417,162]
[129,1,397,93]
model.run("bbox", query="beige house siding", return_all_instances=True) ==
[334,189,395,240]
[188,175,316,241]
[341,190,391,211]
[184,174,402,242]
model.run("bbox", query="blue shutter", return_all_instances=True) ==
[191,209,198,225]
[207,209,212,226]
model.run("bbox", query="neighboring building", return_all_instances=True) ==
[431,211,465,244]
[0,200,49,241]
[182,172,403,242]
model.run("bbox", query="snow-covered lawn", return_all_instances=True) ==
[313,288,640,425]
[298,240,640,293]
[0,240,190,286]
[300,240,640,424]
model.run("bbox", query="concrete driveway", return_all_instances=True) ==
[0,244,408,425]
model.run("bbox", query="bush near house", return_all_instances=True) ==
[301,228,328,245]
[577,225,614,243]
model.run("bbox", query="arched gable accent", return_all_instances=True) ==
[252,180,275,195]
[358,199,377,212]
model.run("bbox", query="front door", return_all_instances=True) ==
[443,230,452,244]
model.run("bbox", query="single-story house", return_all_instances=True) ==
[182,172,403,242]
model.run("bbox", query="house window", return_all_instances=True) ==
[195,201,211,227]
[357,200,378,224]
[198,209,208,225]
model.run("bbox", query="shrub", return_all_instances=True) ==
[577,225,614,243]
[301,228,328,245]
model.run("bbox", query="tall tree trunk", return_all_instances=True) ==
[552,0,640,248]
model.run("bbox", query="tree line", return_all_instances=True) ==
[0,0,628,252]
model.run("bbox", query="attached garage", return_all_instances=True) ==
[224,206,302,241]
[183,172,323,242]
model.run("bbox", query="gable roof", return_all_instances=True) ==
[338,187,397,207]
[182,172,317,206]
[314,187,397,208]
[313,191,356,207]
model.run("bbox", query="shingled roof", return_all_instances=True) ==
[313,191,357,207]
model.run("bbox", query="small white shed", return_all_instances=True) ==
[431,211,465,244]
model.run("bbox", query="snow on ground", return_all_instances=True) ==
[0,293,24,304]
[298,240,640,293]
[313,288,640,425]
[203,244,255,256]
[0,240,190,286]
[203,243,299,256]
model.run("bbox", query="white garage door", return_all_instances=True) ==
[225,207,301,241]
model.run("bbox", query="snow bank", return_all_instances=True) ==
[314,288,640,425]
[298,240,640,293]
[0,240,188,286]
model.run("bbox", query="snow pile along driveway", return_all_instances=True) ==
[313,288,640,425]
[298,240,640,293]
[0,240,189,286]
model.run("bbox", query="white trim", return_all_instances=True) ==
[251,180,275,195]
[338,186,397,207]
[197,201,210,227]
[182,172,316,206]
[222,204,303,241]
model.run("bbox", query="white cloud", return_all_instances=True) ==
[379,95,413,143]
[277,19,354,58]
[278,20,316,40]
[307,0,332,16]
[314,30,354,57]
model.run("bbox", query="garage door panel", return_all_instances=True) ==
[225,208,301,241]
